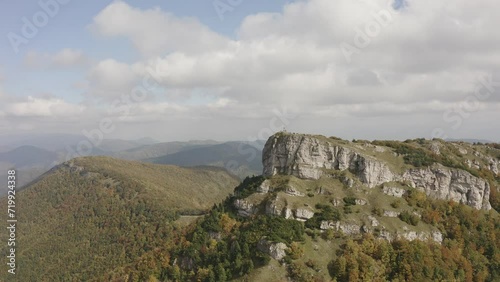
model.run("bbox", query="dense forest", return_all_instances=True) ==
[0,157,239,281]
[124,176,500,282]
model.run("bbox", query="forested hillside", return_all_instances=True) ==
[0,157,239,281]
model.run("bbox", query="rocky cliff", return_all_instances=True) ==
[262,132,493,210]
[262,133,394,187]
[403,164,491,210]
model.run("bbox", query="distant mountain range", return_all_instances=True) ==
[0,134,265,195]
[445,138,496,144]
[0,145,58,168]
[148,141,262,179]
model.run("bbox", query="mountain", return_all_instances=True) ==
[163,132,500,281]
[262,133,496,210]
[0,134,160,152]
[0,133,87,152]
[0,145,58,168]
[112,140,221,161]
[0,139,242,196]
[0,157,239,281]
[0,146,61,196]
[148,142,263,179]
[2,133,499,281]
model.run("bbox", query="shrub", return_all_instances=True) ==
[287,242,304,260]
[343,197,357,206]
[234,176,265,199]
[398,211,420,226]
[343,206,352,214]
[391,200,401,209]
[372,207,383,216]
[305,205,342,229]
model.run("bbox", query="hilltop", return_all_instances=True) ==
[0,156,239,281]
[164,132,500,281]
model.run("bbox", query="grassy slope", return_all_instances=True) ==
[0,156,239,281]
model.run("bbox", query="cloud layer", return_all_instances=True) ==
[3,0,500,141]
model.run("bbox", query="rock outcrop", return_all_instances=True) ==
[382,186,406,198]
[262,134,393,188]
[262,133,492,210]
[257,239,287,260]
[402,164,491,210]
[320,221,362,235]
[294,208,314,221]
[234,199,257,217]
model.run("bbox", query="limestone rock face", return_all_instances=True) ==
[383,210,400,218]
[294,208,314,221]
[258,180,271,193]
[402,164,491,210]
[367,215,379,227]
[374,229,442,244]
[355,199,367,205]
[262,134,393,188]
[284,208,293,219]
[234,199,257,217]
[320,221,361,235]
[262,133,493,210]
[487,158,499,175]
[285,186,305,197]
[429,142,441,155]
[257,239,287,260]
[382,186,406,198]
[265,197,282,217]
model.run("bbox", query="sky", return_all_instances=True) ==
[1,0,499,142]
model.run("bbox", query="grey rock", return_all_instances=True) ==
[342,177,355,188]
[432,231,443,243]
[383,210,400,217]
[262,133,492,210]
[262,134,393,188]
[285,186,305,197]
[402,164,491,210]
[382,186,406,198]
[320,221,361,235]
[466,159,473,168]
[396,231,443,244]
[487,158,498,175]
[367,215,379,227]
[472,160,481,170]
[331,198,342,206]
[295,208,314,221]
[265,197,282,216]
[258,180,271,193]
[378,230,394,241]
[355,199,367,205]
[429,142,441,155]
[257,239,287,260]
[234,199,257,217]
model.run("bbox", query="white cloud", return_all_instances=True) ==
[23,49,88,69]
[89,1,230,57]
[85,59,143,99]
[5,96,85,117]
[52,49,88,67]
